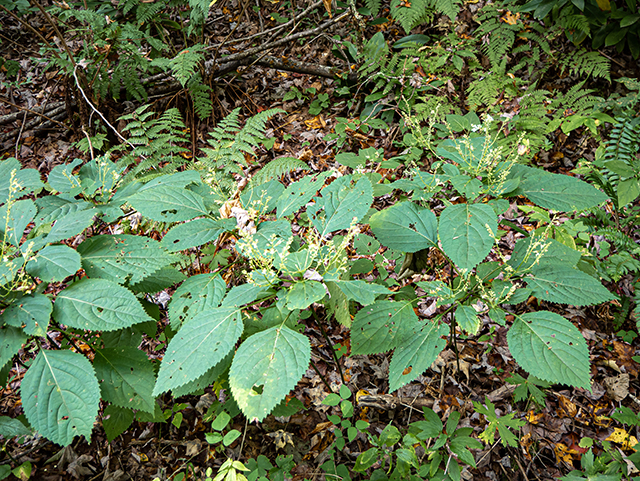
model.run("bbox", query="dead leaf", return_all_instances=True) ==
[603,373,629,401]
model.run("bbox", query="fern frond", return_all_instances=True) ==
[167,44,207,88]
[557,49,610,81]
[390,0,429,34]
[250,157,310,186]
[433,0,461,20]
[136,2,164,25]
[365,0,382,16]
[188,74,213,120]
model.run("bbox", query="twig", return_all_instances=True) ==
[0,98,69,130]
[14,110,27,158]
[0,4,60,59]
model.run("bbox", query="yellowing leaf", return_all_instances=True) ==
[596,0,611,10]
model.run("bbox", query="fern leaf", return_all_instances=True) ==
[250,157,310,185]
[169,44,207,88]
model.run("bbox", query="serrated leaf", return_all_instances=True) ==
[153,308,242,396]
[439,203,497,271]
[276,171,331,218]
[21,350,100,446]
[388,320,448,392]
[369,202,438,253]
[525,265,616,306]
[0,199,36,247]
[507,236,582,271]
[168,273,227,329]
[161,218,235,252]
[351,301,421,355]
[230,326,310,422]
[43,208,97,244]
[26,244,81,282]
[221,283,271,308]
[128,267,187,294]
[236,220,292,260]
[519,171,608,211]
[285,280,326,309]
[508,311,591,390]
[0,326,27,370]
[0,416,33,440]
[307,176,372,236]
[78,234,178,285]
[0,158,43,203]
[456,305,480,335]
[1,294,51,337]
[128,185,208,222]
[241,179,285,215]
[53,278,154,331]
[94,346,156,412]
[47,158,83,193]
[102,405,134,442]
[331,280,389,306]
[34,198,94,228]
[172,351,233,398]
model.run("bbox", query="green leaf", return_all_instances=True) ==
[102,405,134,442]
[507,236,582,272]
[47,158,83,193]
[352,300,421,355]
[617,178,640,207]
[285,280,326,309]
[0,158,43,204]
[221,283,271,308]
[78,234,178,285]
[1,294,51,336]
[0,416,33,441]
[26,244,81,282]
[53,278,154,331]
[153,308,243,396]
[161,218,236,252]
[43,208,97,244]
[330,280,389,306]
[230,326,311,422]
[0,199,36,247]
[455,305,480,335]
[241,179,285,215]
[172,351,233,398]
[94,346,156,412]
[276,172,331,218]
[518,171,609,211]
[353,448,379,472]
[34,198,94,228]
[21,349,100,446]
[307,176,372,236]
[369,202,437,252]
[128,185,208,222]
[168,273,227,329]
[508,311,591,390]
[0,326,27,369]
[436,137,486,170]
[525,265,617,306]
[388,320,448,392]
[128,267,187,294]
[439,203,497,271]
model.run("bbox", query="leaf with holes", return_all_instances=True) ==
[21,350,100,446]
[439,203,497,271]
[53,279,154,331]
[168,273,227,329]
[276,171,331,218]
[153,308,242,396]
[388,320,447,392]
[369,201,438,252]
[128,185,208,222]
[161,218,236,252]
[230,326,310,422]
[78,234,178,285]
[94,346,156,413]
[507,311,590,390]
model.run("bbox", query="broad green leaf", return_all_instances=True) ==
[53,278,154,331]
[388,320,447,392]
[236,220,292,260]
[436,137,486,170]
[285,280,326,309]
[102,405,134,442]
[128,185,208,222]
[26,244,81,282]
[0,259,19,287]
[450,175,482,200]
[172,351,233,398]
[78,234,178,285]
[168,273,227,329]
[138,171,202,191]
[221,283,271,308]
[94,346,156,412]
[526,265,616,306]
[507,236,582,272]
[241,179,285,214]
[276,171,331,218]
[331,280,389,305]
[307,176,372,236]
[43,208,97,244]
[0,158,43,204]
[21,349,100,446]
[0,416,33,440]
[439,203,497,271]
[230,326,311,421]
[275,250,313,275]
[128,267,187,294]
[617,178,640,207]
[0,326,27,369]
[153,308,243,396]
[455,305,480,335]
[47,158,83,193]
[34,198,94,228]
[351,301,421,355]
[1,294,51,337]
[0,199,36,247]
[508,311,590,390]
[369,202,437,252]
[161,218,235,252]
[516,168,608,211]
[326,281,351,327]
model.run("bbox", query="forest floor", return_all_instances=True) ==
[1,1,640,481]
